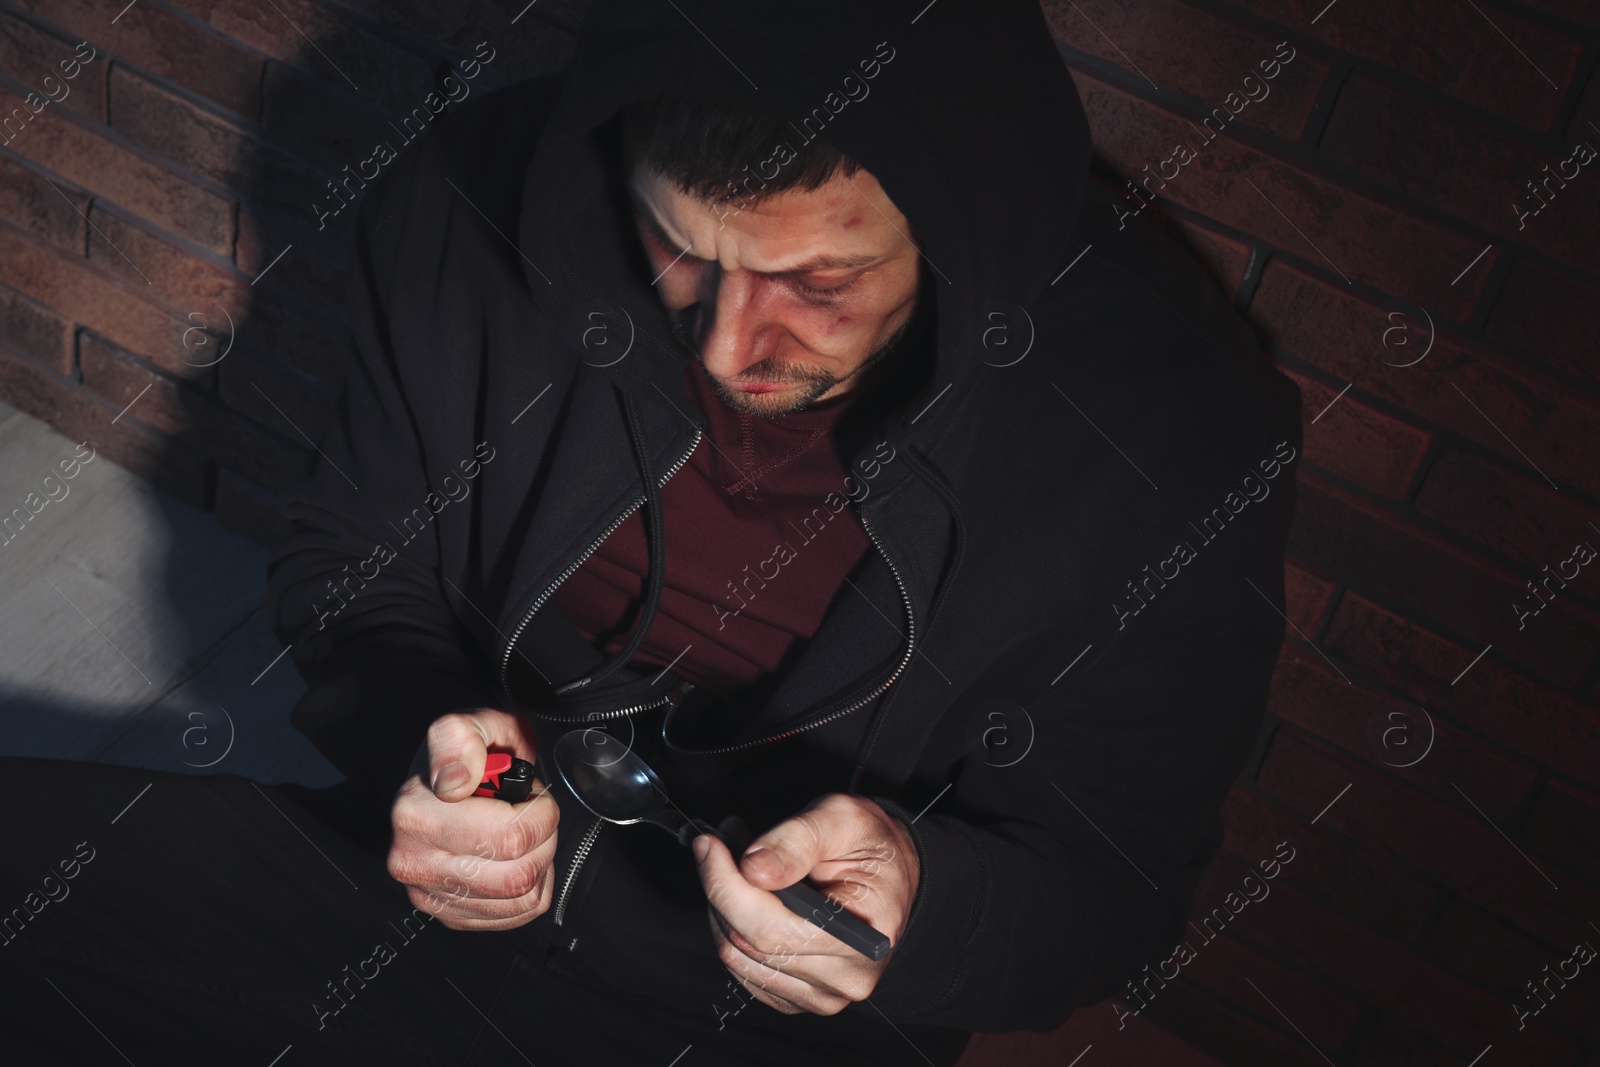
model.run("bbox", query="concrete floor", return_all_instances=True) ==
[0,400,341,787]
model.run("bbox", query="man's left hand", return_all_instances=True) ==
[692,792,920,1016]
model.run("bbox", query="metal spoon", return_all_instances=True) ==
[551,728,892,961]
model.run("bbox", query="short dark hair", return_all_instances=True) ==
[617,94,862,204]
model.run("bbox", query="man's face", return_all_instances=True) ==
[627,161,923,418]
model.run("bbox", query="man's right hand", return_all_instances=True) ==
[387,708,559,931]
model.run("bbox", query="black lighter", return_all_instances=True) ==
[475,752,536,803]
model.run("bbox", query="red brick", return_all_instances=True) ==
[1229,792,1586,1062]
[1283,558,1336,636]
[1428,902,1600,1045]
[0,282,74,373]
[76,203,350,390]
[237,205,349,318]
[217,349,339,444]
[1045,0,1327,142]
[105,64,324,231]
[0,152,88,252]
[1222,788,1437,941]
[1324,592,1600,793]
[1141,979,1331,1067]
[1351,1020,1483,1067]
[1280,365,1430,500]
[0,12,105,122]
[215,466,289,549]
[0,220,198,371]
[1484,257,1600,385]
[0,346,210,507]
[1320,74,1600,277]
[1289,474,1600,686]
[1251,259,1600,498]
[1070,69,1488,321]
[169,0,436,118]
[1225,0,1580,131]
[1168,212,1252,302]
[1180,855,1363,1049]
[16,0,261,118]
[1268,655,1538,821]
[79,329,308,491]
[1259,728,1600,958]
[1565,48,1600,147]
[1414,447,1600,572]
[86,203,247,318]
[0,150,89,252]
[0,83,233,253]
[1526,781,1600,886]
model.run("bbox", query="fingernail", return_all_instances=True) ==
[433,761,470,795]
[743,847,779,880]
[693,835,711,861]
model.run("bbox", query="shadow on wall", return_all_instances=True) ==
[0,2,591,781]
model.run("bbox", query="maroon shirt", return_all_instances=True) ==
[547,360,872,703]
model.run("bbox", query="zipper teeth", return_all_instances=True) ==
[499,427,704,701]
[553,813,605,927]
[662,510,917,756]
[525,692,674,722]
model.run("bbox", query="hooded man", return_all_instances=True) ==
[0,1,1300,1064]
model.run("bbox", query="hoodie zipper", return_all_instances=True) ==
[499,425,702,932]
[659,508,917,756]
[498,426,704,702]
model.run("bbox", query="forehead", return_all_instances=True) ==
[626,163,903,275]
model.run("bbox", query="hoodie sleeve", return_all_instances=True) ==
[860,503,1290,1033]
[265,171,498,815]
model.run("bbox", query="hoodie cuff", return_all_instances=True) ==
[289,658,496,814]
[866,795,990,1019]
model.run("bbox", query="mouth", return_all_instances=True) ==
[729,381,788,394]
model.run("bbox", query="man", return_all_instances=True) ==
[1,0,1300,1064]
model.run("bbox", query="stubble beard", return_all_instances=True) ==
[670,308,917,419]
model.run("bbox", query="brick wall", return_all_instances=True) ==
[1,1,1597,1064]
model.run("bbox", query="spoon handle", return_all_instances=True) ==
[769,880,893,962]
[686,818,892,962]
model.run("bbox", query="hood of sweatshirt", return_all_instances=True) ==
[507,0,1095,714]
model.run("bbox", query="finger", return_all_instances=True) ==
[707,907,852,1014]
[394,786,559,861]
[694,832,848,963]
[425,708,538,802]
[737,795,865,892]
[407,860,556,931]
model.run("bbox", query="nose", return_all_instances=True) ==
[694,267,781,381]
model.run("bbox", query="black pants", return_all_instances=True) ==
[0,758,972,1067]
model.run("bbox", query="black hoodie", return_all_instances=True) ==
[267,0,1302,1054]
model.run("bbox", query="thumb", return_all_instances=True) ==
[425,707,536,802]
[739,835,800,889]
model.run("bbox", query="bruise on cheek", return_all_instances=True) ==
[841,214,863,231]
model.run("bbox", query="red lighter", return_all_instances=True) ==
[474,753,536,802]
